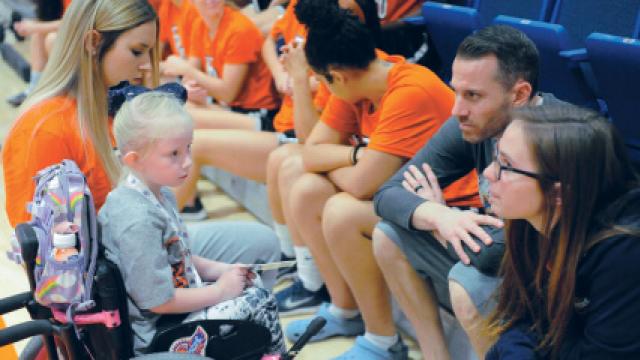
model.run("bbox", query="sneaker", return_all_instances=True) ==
[285,303,365,343]
[276,278,329,316]
[179,196,208,221]
[276,253,297,283]
[332,336,408,360]
[7,91,27,107]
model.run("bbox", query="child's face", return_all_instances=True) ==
[137,130,193,192]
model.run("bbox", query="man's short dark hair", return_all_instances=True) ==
[457,25,539,97]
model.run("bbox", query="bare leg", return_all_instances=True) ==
[187,104,257,130]
[450,281,494,358]
[31,32,48,72]
[173,129,278,207]
[266,144,303,224]
[44,32,57,57]
[323,193,394,335]
[273,151,307,248]
[287,174,355,308]
[373,229,451,360]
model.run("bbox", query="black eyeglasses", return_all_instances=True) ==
[493,144,555,181]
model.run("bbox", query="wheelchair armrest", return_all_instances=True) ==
[0,319,53,347]
[559,48,588,62]
[0,291,32,315]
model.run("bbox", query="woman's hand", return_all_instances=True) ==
[162,55,193,78]
[281,39,310,82]
[184,80,208,105]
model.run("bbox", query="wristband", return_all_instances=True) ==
[351,143,367,165]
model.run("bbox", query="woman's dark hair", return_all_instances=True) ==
[487,104,639,356]
[295,0,377,82]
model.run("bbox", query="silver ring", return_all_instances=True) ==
[414,184,424,192]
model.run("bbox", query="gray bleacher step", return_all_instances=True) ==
[201,166,477,359]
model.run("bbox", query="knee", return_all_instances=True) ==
[322,193,358,247]
[449,280,481,330]
[289,173,334,208]
[267,144,298,171]
[277,153,304,185]
[372,227,404,268]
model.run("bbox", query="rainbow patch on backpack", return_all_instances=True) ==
[169,325,208,355]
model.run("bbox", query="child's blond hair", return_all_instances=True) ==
[113,92,193,158]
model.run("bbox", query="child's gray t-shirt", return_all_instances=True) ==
[98,185,190,354]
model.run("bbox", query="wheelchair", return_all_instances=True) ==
[0,222,324,360]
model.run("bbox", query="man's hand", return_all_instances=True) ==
[402,163,445,204]
[431,208,503,264]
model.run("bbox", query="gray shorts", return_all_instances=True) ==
[376,220,500,315]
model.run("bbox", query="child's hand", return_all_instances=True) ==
[215,265,250,302]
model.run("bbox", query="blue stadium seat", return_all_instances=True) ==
[494,15,600,109]
[550,0,640,46]
[473,0,556,25]
[585,33,640,166]
[420,2,481,81]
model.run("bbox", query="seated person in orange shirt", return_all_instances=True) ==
[276,3,480,359]
[162,0,279,128]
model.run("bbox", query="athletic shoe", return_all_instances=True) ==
[285,303,365,343]
[179,196,208,221]
[332,335,408,360]
[276,278,329,315]
[7,91,27,107]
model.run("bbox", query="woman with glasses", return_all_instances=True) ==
[484,105,640,359]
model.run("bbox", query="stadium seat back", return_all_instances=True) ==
[585,32,640,166]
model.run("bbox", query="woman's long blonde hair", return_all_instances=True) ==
[22,0,160,184]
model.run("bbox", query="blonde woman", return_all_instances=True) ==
[3,0,280,288]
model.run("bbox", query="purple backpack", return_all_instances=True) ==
[29,160,98,314]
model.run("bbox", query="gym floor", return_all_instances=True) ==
[0,35,422,359]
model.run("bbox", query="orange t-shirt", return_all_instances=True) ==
[270,0,308,132]
[189,6,278,110]
[2,97,112,228]
[179,1,200,58]
[380,0,423,24]
[158,0,188,57]
[320,54,480,207]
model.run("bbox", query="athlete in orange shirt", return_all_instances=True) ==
[163,1,278,111]
[3,0,159,227]
[277,3,480,358]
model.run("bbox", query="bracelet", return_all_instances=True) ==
[351,143,367,165]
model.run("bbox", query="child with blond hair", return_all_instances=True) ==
[99,91,284,355]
